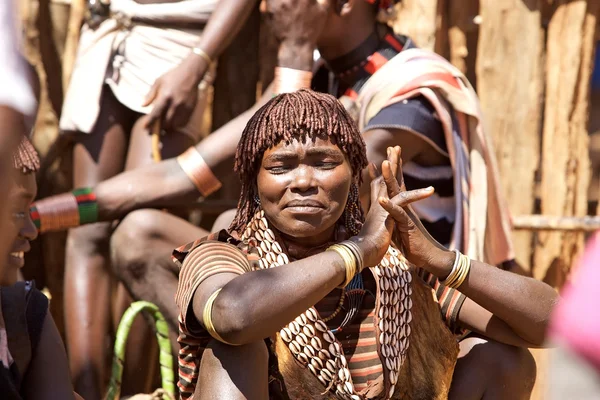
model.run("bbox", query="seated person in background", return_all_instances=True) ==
[173,90,557,399]
[0,135,75,399]
[56,0,259,396]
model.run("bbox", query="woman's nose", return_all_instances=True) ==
[21,215,38,242]
[289,165,317,193]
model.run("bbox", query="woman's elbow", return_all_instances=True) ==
[212,289,255,345]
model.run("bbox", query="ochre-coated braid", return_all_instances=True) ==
[230,90,367,236]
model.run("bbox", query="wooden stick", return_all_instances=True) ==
[63,0,86,92]
[151,121,162,163]
[512,215,600,232]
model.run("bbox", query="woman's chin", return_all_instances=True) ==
[275,220,335,239]
[8,252,25,268]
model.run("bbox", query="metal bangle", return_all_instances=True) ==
[202,288,238,346]
[192,46,213,65]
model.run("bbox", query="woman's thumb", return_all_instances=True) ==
[142,82,159,107]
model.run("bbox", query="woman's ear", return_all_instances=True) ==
[337,0,360,16]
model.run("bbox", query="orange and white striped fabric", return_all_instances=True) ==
[354,48,514,266]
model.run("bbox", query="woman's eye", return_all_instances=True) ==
[12,212,26,220]
[267,165,290,174]
[316,161,338,169]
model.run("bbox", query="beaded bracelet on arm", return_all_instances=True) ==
[30,188,98,233]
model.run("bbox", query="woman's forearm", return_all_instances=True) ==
[95,159,198,220]
[449,256,558,345]
[200,251,347,345]
[195,0,259,64]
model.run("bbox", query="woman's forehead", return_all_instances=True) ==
[264,136,342,157]
[11,172,37,201]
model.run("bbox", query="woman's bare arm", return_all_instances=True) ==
[378,146,558,347]
[192,250,348,345]
[452,258,558,347]
[91,85,273,221]
[21,313,75,400]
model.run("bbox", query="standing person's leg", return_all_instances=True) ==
[114,114,197,395]
[65,90,135,400]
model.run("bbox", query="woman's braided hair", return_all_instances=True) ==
[13,135,40,174]
[229,89,368,235]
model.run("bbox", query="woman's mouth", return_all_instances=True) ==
[8,252,25,268]
[285,200,325,215]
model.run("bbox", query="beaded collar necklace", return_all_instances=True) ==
[325,28,411,101]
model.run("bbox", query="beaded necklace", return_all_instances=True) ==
[242,210,414,400]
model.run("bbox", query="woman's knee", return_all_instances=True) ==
[66,223,113,257]
[211,209,238,232]
[494,344,537,389]
[110,209,165,281]
[197,340,269,399]
[453,338,536,399]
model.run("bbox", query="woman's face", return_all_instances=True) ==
[257,136,353,244]
[3,171,37,286]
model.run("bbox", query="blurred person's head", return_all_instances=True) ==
[316,0,399,59]
[2,136,39,285]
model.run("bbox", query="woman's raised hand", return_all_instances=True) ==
[378,146,450,269]
[353,168,394,269]
[355,147,434,268]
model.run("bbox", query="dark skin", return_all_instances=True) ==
[0,107,25,274]
[4,171,38,286]
[143,0,260,130]
[53,0,431,223]
[63,0,259,397]
[3,169,76,399]
[37,1,539,396]
[193,145,556,347]
[188,143,556,399]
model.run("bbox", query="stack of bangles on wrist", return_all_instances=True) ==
[327,241,364,288]
[30,188,98,233]
[273,67,313,94]
[440,250,471,289]
[177,147,222,197]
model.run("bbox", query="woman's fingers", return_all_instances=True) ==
[370,175,384,207]
[387,146,400,178]
[367,162,379,181]
[378,186,434,218]
[382,160,401,198]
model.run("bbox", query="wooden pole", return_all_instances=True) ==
[513,215,600,231]
[476,0,544,274]
[447,0,478,83]
[534,0,600,284]
[63,0,85,93]
[390,0,439,50]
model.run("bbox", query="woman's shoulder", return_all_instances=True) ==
[172,229,258,267]
[0,281,49,387]
[1,281,48,313]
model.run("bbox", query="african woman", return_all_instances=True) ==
[173,90,557,399]
[0,135,77,399]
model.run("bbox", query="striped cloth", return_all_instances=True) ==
[172,231,464,399]
[365,96,455,245]
[353,47,514,266]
